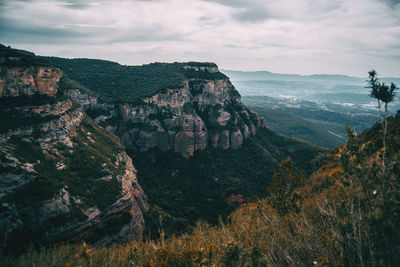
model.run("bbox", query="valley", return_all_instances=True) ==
[1,44,399,266]
[220,69,397,148]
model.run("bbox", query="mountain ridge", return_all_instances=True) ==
[221,69,400,81]
[0,44,149,253]
[1,44,328,255]
[43,56,267,158]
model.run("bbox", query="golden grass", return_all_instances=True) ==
[3,200,333,267]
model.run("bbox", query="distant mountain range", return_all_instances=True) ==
[0,45,327,253]
[221,69,400,83]
[218,69,399,147]
[222,69,400,113]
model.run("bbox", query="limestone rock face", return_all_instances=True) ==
[61,63,266,158]
[104,64,267,158]
[0,109,148,248]
[13,99,73,117]
[0,53,148,250]
[0,66,62,97]
[230,129,243,149]
[42,152,148,245]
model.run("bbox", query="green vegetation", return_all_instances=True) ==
[0,79,71,134]
[7,116,124,207]
[251,106,346,147]
[58,75,99,97]
[367,70,397,168]
[0,94,61,107]
[130,128,327,238]
[59,116,124,209]
[0,111,58,134]
[42,57,227,104]
[0,93,77,133]
[0,44,51,67]
[242,95,379,132]
[3,108,399,267]
[266,157,306,215]
[2,116,126,253]
[8,136,46,163]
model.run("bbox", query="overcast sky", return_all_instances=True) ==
[1,0,399,77]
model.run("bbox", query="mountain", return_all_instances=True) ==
[222,69,400,84]
[43,57,267,158]
[221,69,361,82]
[249,106,346,148]
[0,45,329,253]
[6,108,399,267]
[42,56,327,236]
[222,69,400,113]
[0,45,148,253]
[242,95,381,148]
[220,69,387,149]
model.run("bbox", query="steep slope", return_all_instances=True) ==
[6,112,399,267]
[133,128,326,236]
[42,56,328,236]
[0,45,148,253]
[44,57,267,158]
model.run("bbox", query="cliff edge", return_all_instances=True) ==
[0,44,148,252]
[54,60,267,158]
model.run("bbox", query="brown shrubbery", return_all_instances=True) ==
[3,113,400,267]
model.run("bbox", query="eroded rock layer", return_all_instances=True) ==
[69,65,267,158]
[0,45,148,251]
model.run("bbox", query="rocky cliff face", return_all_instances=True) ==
[0,66,62,97]
[70,65,267,158]
[0,46,148,251]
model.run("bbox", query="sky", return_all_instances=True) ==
[1,0,400,77]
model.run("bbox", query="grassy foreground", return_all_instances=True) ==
[2,200,327,267]
[3,111,400,266]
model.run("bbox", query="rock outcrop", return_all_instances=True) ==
[0,66,62,97]
[122,73,266,158]
[0,45,148,251]
[71,64,267,158]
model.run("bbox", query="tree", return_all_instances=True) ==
[367,70,397,169]
[266,157,306,215]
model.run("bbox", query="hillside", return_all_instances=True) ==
[132,128,326,237]
[39,54,328,236]
[42,57,226,103]
[4,110,399,266]
[1,45,331,256]
[249,106,346,147]
[0,45,148,254]
[242,96,379,132]
[222,69,400,110]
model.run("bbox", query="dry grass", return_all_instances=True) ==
[2,200,332,267]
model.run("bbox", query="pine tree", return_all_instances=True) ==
[367,70,397,169]
[266,157,306,215]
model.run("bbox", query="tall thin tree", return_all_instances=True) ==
[367,70,397,169]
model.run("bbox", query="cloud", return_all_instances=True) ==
[58,3,95,9]
[384,0,400,7]
[0,0,399,77]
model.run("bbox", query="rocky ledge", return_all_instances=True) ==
[0,45,148,251]
[71,64,267,158]
[0,66,62,97]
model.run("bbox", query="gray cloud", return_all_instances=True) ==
[232,6,272,22]
[0,0,399,77]
[0,20,89,43]
[385,0,400,6]
[58,3,95,9]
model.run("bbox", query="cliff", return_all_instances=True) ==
[0,45,148,252]
[60,62,267,158]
